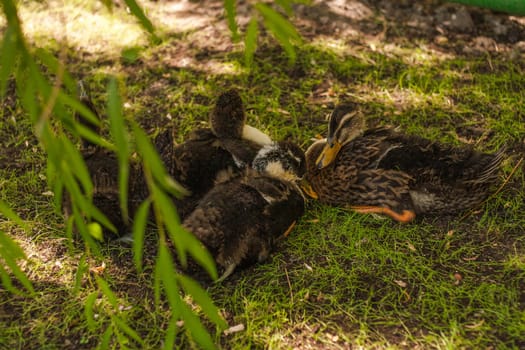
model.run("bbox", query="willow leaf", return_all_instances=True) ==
[132,199,151,272]
[177,274,227,329]
[107,78,130,222]
[224,0,239,41]
[244,18,258,67]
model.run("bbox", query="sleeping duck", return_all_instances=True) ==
[65,84,273,237]
[303,104,506,222]
[169,89,273,218]
[63,81,163,238]
[183,141,306,282]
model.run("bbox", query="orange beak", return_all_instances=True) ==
[300,178,319,200]
[315,140,341,169]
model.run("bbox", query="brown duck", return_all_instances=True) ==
[303,104,506,222]
[183,141,306,281]
[169,89,272,218]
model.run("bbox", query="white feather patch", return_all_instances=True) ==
[242,125,273,146]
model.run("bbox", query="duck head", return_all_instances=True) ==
[301,138,327,199]
[315,104,365,169]
[252,141,306,181]
[210,89,246,139]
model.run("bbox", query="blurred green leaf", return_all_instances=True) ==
[0,200,28,231]
[179,298,217,350]
[99,326,113,349]
[0,25,18,98]
[163,315,179,350]
[123,0,156,36]
[157,242,181,309]
[84,291,99,330]
[96,276,118,308]
[71,205,102,255]
[244,18,258,67]
[73,254,88,295]
[113,316,144,346]
[132,199,151,272]
[107,78,130,223]
[34,48,76,92]
[274,0,293,15]
[150,180,217,278]
[179,227,218,281]
[87,222,104,241]
[177,274,227,329]
[121,47,142,63]
[0,231,34,294]
[60,135,93,197]
[132,122,190,198]
[224,0,239,42]
[255,3,302,63]
[150,183,186,265]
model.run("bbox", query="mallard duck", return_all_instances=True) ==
[303,104,506,222]
[169,89,272,218]
[183,141,305,281]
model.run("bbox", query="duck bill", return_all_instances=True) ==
[300,178,319,199]
[315,140,341,169]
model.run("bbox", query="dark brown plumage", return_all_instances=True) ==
[304,104,506,222]
[64,85,273,238]
[169,89,272,218]
[183,141,306,281]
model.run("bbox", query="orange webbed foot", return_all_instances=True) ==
[349,205,416,223]
[283,221,297,237]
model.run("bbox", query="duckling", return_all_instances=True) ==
[183,141,305,281]
[303,104,506,222]
[170,89,272,218]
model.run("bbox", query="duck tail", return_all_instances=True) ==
[468,146,506,184]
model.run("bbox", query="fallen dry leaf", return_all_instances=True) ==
[464,319,485,329]
[223,324,245,335]
[89,261,106,275]
[394,280,407,288]
[462,256,479,261]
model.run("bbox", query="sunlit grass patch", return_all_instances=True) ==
[17,0,147,56]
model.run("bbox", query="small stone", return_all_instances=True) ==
[449,8,474,32]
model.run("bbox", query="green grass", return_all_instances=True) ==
[2,1,525,349]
